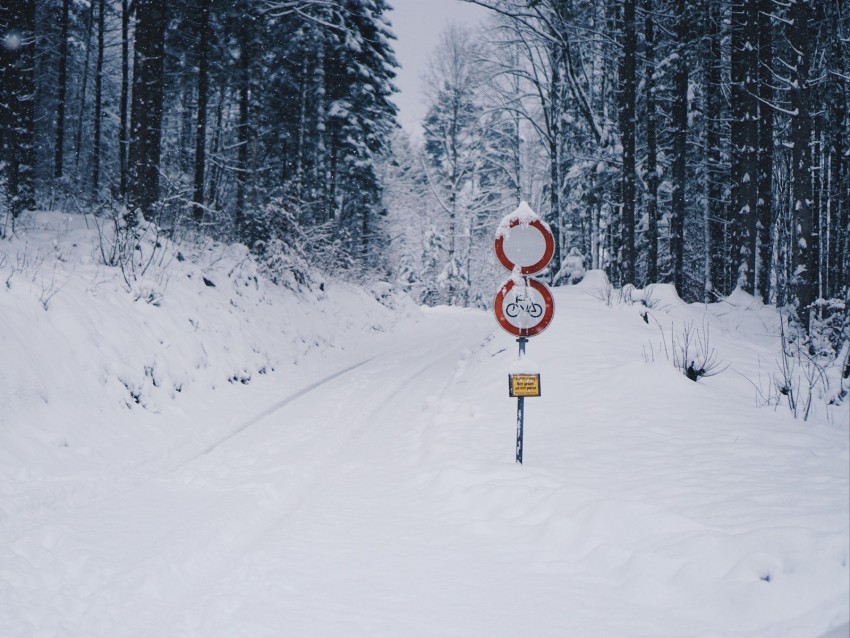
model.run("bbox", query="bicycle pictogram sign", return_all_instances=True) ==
[505,294,543,319]
[494,278,554,338]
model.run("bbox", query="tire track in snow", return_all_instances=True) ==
[3,312,493,638]
[251,350,459,522]
[130,322,491,637]
[2,357,379,547]
[190,356,375,460]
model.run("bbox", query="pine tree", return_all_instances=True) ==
[0,0,37,219]
[326,0,399,261]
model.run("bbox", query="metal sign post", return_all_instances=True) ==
[515,337,527,463]
[492,202,557,464]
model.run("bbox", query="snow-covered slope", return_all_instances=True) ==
[1,213,847,637]
[0,212,418,524]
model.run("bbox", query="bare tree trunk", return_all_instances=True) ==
[295,57,307,203]
[74,0,95,173]
[814,111,825,312]
[361,203,370,262]
[670,0,688,293]
[313,33,328,225]
[329,141,338,222]
[619,0,636,285]
[448,82,459,303]
[756,0,774,301]
[830,32,848,296]
[706,0,727,296]
[54,0,70,179]
[643,0,659,285]
[0,0,36,217]
[192,0,211,224]
[91,0,105,200]
[235,14,250,242]
[730,0,759,292]
[547,43,562,284]
[788,0,816,331]
[513,59,522,205]
[119,0,130,200]
[128,0,167,222]
[206,86,226,212]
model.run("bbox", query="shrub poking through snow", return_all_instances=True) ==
[673,321,728,381]
[90,200,175,290]
[646,319,728,382]
[772,314,845,422]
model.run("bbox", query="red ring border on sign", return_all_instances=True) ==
[494,278,555,338]
[494,218,556,275]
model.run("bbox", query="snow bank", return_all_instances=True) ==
[574,268,611,290]
[0,211,417,508]
[422,281,849,637]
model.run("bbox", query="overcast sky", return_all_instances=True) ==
[387,0,489,139]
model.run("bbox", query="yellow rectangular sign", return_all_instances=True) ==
[509,374,541,397]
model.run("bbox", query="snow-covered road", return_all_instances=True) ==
[3,308,501,637]
[2,282,848,638]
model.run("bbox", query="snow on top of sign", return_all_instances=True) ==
[495,201,551,239]
[508,354,540,374]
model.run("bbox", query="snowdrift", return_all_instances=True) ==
[0,212,418,504]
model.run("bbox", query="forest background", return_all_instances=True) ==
[0,0,848,353]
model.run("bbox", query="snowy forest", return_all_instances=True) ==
[1,0,848,338]
[1,2,849,634]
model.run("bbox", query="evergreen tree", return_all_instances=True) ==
[326,0,399,261]
[0,0,37,220]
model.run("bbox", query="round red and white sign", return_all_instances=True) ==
[494,218,555,275]
[494,278,555,338]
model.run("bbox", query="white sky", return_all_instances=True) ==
[387,0,490,139]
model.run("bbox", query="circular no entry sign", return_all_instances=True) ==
[494,218,555,275]
[494,278,555,337]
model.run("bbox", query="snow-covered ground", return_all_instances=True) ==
[1,213,848,637]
